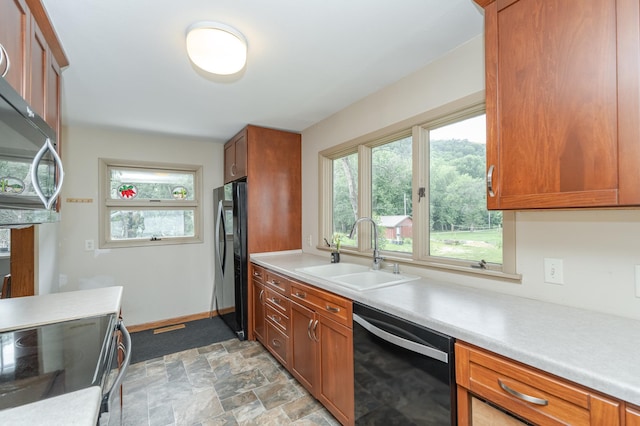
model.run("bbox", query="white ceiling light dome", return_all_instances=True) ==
[186,22,247,75]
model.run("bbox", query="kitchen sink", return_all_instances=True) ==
[330,270,420,291]
[296,262,420,291]
[296,262,370,277]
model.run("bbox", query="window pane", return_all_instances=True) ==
[333,153,358,246]
[429,114,502,264]
[109,167,195,201]
[109,209,195,240]
[372,137,412,254]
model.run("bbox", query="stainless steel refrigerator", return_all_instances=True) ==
[212,180,248,340]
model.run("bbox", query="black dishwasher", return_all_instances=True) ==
[353,303,456,425]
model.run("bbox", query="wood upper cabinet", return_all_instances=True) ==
[0,0,29,96]
[240,125,301,254]
[455,341,621,425]
[476,0,640,209]
[223,131,247,183]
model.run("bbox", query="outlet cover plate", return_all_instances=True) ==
[544,258,564,285]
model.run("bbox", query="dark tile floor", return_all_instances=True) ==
[120,338,340,425]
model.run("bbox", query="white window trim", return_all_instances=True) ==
[318,97,520,281]
[98,158,203,249]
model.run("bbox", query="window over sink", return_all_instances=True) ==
[319,102,517,279]
[99,159,202,248]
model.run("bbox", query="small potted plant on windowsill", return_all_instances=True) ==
[331,234,342,263]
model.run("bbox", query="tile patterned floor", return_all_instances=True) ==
[120,338,341,426]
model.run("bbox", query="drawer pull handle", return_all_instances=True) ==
[253,271,262,278]
[270,315,281,324]
[325,305,340,313]
[270,297,282,305]
[268,279,282,287]
[312,319,319,342]
[294,291,306,299]
[271,338,281,348]
[498,379,548,406]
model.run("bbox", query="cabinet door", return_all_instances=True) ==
[317,315,354,426]
[0,0,29,96]
[484,0,619,209]
[290,300,317,394]
[45,53,61,135]
[28,15,47,118]
[223,132,248,184]
[626,404,640,426]
[252,280,265,343]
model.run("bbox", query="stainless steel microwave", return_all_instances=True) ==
[0,77,64,227]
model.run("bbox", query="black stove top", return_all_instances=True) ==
[0,314,117,410]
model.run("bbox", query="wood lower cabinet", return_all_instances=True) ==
[251,263,354,426]
[627,403,640,426]
[456,341,621,425]
[475,0,640,209]
[290,301,317,391]
[252,279,265,344]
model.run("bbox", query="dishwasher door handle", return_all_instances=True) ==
[353,313,448,363]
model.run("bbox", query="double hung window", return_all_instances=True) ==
[99,159,202,248]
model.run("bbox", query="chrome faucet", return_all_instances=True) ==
[349,217,383,270]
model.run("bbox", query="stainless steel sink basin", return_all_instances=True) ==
[296,262,370,278]
[330,270,420,291]
[296,262,420,291]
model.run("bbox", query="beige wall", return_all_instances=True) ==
[301,35,640,321]
[58,125,222,326]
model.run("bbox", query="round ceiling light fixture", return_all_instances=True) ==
[186,22,247,75]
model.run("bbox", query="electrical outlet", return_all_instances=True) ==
[544,258,564,285]
[84,240,94,251]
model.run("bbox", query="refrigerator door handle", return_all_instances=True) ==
[216,200,227,276]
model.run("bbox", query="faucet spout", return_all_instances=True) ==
[349,217,383,270]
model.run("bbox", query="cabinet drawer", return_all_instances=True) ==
[251,264,265,283]
[265,271,290,294]
[266,321,288,366]
[265,288,290,315]
[266,304,290,335]
[290,282,351,327]
[456,342,618,426]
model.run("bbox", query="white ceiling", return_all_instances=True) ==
[42,0,484,142]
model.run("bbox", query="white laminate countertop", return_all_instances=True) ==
[251,251,640,406]
[0,286,123,332]
[0,387,101,426]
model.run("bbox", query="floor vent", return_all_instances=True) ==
[153,323,186,334]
